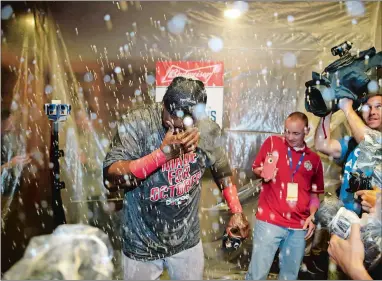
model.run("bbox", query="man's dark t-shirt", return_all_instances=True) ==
[103,103,230,261]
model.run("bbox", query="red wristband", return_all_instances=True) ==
[129,149,167,179]
[309,196,320,209]
[222,185,243,214]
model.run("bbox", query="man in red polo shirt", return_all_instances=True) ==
[246,112,324,280]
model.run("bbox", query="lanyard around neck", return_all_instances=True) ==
[287,146,305,182]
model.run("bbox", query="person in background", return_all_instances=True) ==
[315,94,382,215]
[1,108,31,195]
[246,112,324,280]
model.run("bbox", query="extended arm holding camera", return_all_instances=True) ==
[315,98,370,159]
[315,113,342,159]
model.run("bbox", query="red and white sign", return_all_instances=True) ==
[155,61,224,127]
[156,62,224,87]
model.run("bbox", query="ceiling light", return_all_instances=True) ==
[25,15,35,27]
[224,9,241,19]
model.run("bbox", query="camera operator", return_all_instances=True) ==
[315,93,382,215]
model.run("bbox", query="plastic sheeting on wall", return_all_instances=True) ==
[1,1,381,279]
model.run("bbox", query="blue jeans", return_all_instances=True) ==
[123,240,204,280]
[246,220,307,280]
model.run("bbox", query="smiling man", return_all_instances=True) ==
[246,112,324,280]
[315,94,382,215]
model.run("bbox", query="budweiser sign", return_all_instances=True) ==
[156,62,224,87]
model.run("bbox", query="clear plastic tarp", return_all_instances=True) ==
[1,1,381,279]
[3,224,114,280]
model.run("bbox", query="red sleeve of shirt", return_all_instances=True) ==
[252,136,273,170]
[312,157,324,194]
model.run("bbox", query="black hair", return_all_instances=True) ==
[162,76,207,116]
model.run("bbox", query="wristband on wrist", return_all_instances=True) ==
[309,196,320,209]
[222,184,243,214]
[129,149,167,179]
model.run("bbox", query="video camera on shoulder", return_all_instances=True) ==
[305,41,382,117]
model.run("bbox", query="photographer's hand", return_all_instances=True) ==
[328,224,372,280]
[338,98,353,113]
[338,98,369,143]
[356,187,380,213]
